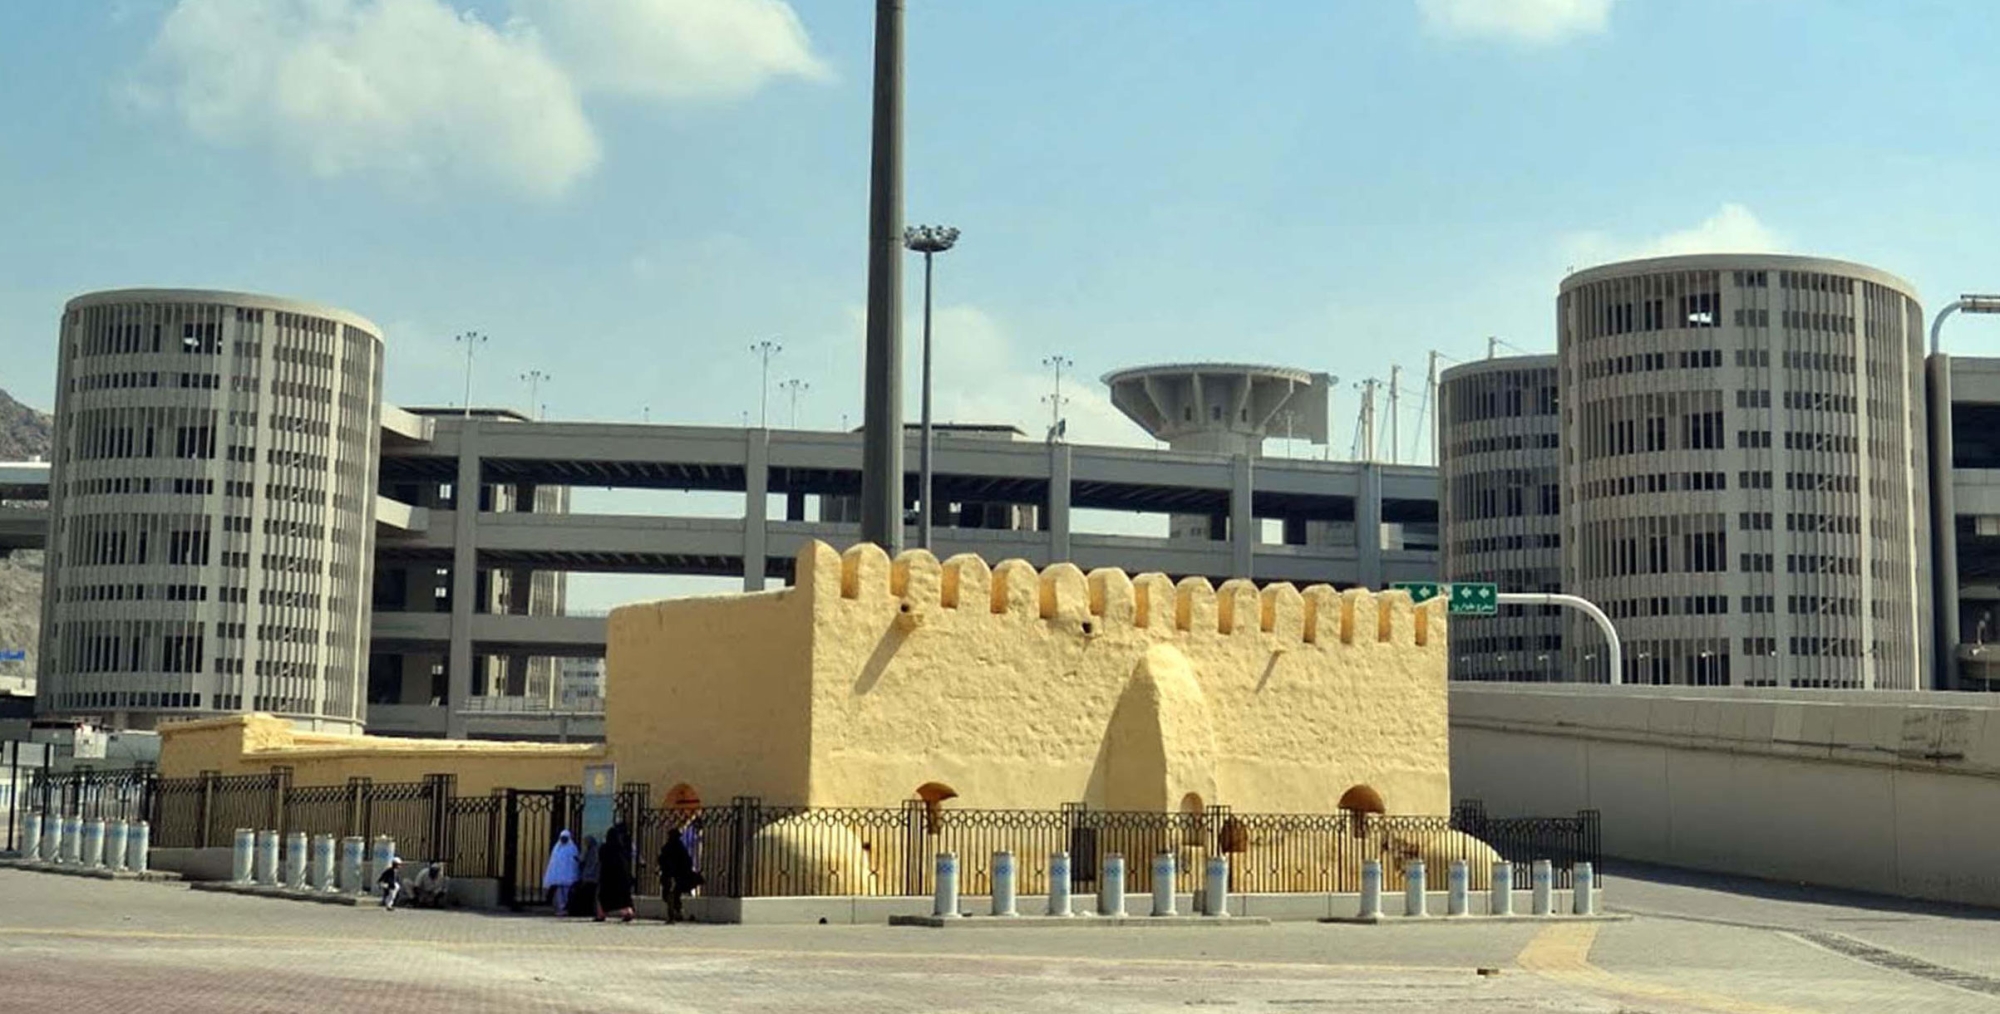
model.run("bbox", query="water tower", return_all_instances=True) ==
[1103,363,1332,539]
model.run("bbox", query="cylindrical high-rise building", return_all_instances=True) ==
[38,289,384,731]
[1438,355,1567,682]
[1558,255,1931,689]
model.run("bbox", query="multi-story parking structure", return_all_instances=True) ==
[1559,255,1931,689]
[36,289,383,731]
[1438,355,1568,682]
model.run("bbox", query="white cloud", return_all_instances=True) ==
[1561,203,1788,268]
[1416,0,1614,44]
[135,0,830,196]
[518,0,831,102]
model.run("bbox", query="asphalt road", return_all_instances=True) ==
[5,864,2000,1012]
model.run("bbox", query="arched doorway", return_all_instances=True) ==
[915,782,957,836]
[1338,784,1385,839]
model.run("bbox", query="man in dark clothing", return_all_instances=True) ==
[596,823,636,923]
[377,856,403,911]
[657,826,704,924]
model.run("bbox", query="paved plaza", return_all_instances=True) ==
[5,865,2000,1012]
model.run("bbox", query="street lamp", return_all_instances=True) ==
[904,224,960,551]
[1931,294,2000,689]
[520,370,551,420]
[780,379,811,429]
[750,340,783,429]
[455,332,487,418]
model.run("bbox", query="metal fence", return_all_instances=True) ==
[18,771,1599,899]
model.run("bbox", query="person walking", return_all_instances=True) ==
[657,823,703,924]
[377,856,403,911]
[596,822,637,923]
[570,835,601,918]
[543,830,580,915]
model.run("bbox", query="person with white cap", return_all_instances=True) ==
[377,855,404,910]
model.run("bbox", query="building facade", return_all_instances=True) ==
[1558,255,1931,689]
[1438,355,1568,681]
[37,290,383,731]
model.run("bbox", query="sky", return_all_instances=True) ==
[4,0,2000,607]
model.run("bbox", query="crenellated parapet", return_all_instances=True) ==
[797,539,1443,649]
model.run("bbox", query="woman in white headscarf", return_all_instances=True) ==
[543,829,580,915]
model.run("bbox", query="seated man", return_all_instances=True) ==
[410,861,449,908]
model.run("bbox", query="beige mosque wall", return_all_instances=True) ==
[160,541,1452,820]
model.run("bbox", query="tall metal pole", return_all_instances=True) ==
[750,340,782,429]
[1386,365,1401,464]
[918,250,936,550]
[520,370,550,420]
[859,0,906,552]
[1042,355,1073,441]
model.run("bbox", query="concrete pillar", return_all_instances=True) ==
[1230,454,1254,579]
[1532,859,1554,916]
[1150,851,1177,917]
[255,829,280,885]
[447,420,482,739]
[21,812,39,861]
[1572,862,1595,915]
[106,819,128,872]
[1048,442,1072,563]
[1202,855,1229,917]
[310,834,336,892]
[1100,853,1127,917]
[231,828,255,883]
[126,821,149,873]
[931,852,960,918]
[1047,851,1072,917]
[990,851,1017,917]
[1358,464,1383,588]
[285,831,308,889]
[1404,859,1427,917]
[1359,860,1383,919]
[82,819,105,869]
[1491,862,1514,916]
[1447,859,1469,916]
[339,835,365,893]
[743,429,769,592]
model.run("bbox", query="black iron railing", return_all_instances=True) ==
[22,770,1600,899]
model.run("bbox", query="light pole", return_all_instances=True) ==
[1042,355,1074,442]
[904,224,959,551]
[520,370,551,420]
[750,340,783,429]
[780,378,811,428]
[1929,294,2000,689]
[455,332,487,418]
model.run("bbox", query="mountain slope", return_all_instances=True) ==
[0,387,50,686]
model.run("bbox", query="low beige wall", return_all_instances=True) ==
[1450,684,2000,907]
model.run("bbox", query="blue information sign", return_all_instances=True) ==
[581,763,617,841]
[0,649,25,662]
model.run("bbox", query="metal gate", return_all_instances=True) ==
[500,788,572,910]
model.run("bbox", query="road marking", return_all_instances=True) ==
[1516,922,1822,1014]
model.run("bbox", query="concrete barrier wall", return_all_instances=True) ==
[1450,684,2000,906]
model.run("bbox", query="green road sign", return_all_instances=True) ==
[1449,582,1499,615]
[1391,581,1444,605]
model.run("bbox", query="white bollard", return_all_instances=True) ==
[1202,855,1230,917]
[1572,862,1596,915]
[1150,851,1177,917]
[82,819,106,869]
[42,814,62,863]
[107,820,129,872]
[60,816,81,864]
[339,835,365,893]
[285,832,308,889]
[231,828,255,883]
[126,820,149,873]
[254,830,279,886]
[21,812,41,860]
[1100,853,1127,917]
[1491,861,1514,916]
[1448,859,1469,916]
[1359,860,1383,919]
[932,852,960,918]
[1532,859,1554,916]
[1047,851,1073,917]
[310,834,336,892]
[1404,859,1428,917]
[990,851,1017,917]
